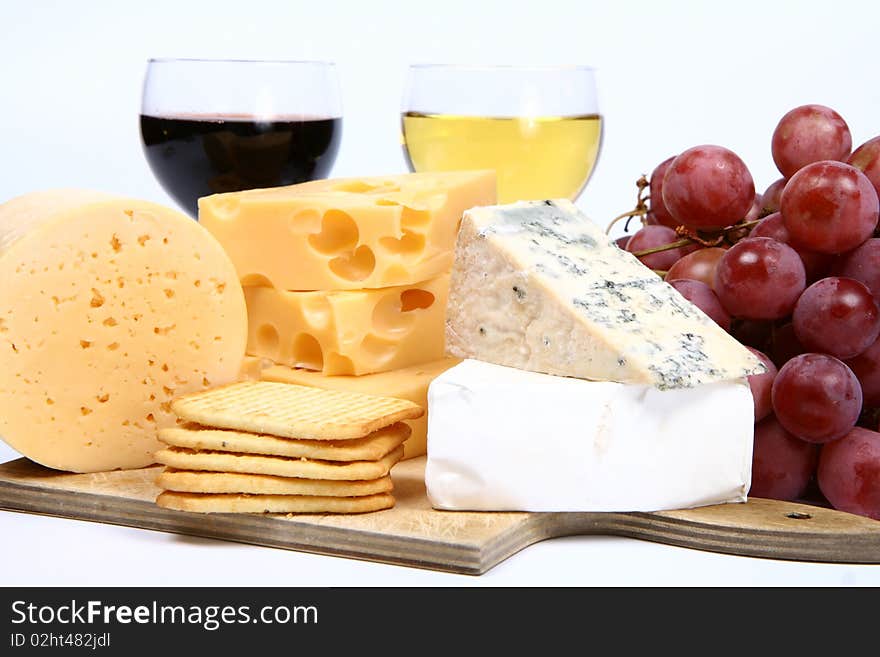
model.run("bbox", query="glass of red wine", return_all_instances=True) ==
[140,58,342,218]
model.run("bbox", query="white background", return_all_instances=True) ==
[2,0,880,585]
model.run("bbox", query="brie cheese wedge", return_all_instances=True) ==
[425,359,753,513]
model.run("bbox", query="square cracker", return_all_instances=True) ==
[154,444,404,481]
[157,469,393,496]
[171,381,424,440]
[156,491,395,514]
[158,422,410,462]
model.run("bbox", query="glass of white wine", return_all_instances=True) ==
[401,64,602,204]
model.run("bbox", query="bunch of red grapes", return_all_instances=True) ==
[622,104,880,520]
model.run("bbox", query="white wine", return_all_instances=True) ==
[401,112,602,203]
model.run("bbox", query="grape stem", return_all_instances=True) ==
[608,173,765,255]
[606,208,648,235]
[631,219,763,258]
[605,175,649,235]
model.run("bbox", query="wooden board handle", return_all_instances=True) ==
[529,499,880,565]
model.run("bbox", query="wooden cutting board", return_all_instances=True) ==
[0,456,878,574]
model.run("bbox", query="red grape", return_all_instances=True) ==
[749,212,832,281]
[727,194,764,242]
[832,238,880,300]
[845,335,880,406]
[768,323,806,369]
[714,237,806,320]
[667,279,731,330]
[792,277,880,359]
[780,160,879,254]
[661,145,755,230]
[762,178,787,213]
[847,136,880,198]
[802,253,834,283]
[818,427,880,519]
[745,193,764,222]
[643,212,659,226]
[730,319,773,352]
[748,212,787,241]
[771,353,862,443]
[614,235,630,249]
[771,104,852,178]
[665,247,726,290]
[625,225,696,271]
[648,156,677,228]
[745,347,778,422]
[750,415,818,501]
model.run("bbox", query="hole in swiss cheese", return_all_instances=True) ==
[400,289,435,312]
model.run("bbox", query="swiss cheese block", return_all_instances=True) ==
[245,275,448,376]
[0,190,248,472]
[199,170,496,290]
[261,357,461,459]
[445,200,764,388]
[426,360,754,512]
[238,355,273,381]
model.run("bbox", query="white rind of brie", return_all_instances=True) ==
[425,359,754,513]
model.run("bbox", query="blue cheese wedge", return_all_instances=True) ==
[445,199,763,389]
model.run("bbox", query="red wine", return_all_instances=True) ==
[140,114,341,217]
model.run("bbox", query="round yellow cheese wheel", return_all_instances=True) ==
[0,190,248,472]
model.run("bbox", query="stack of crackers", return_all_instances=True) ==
[154,381,423,514]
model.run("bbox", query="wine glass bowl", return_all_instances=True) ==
[140,58,342,217]
[401,65,601,204]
